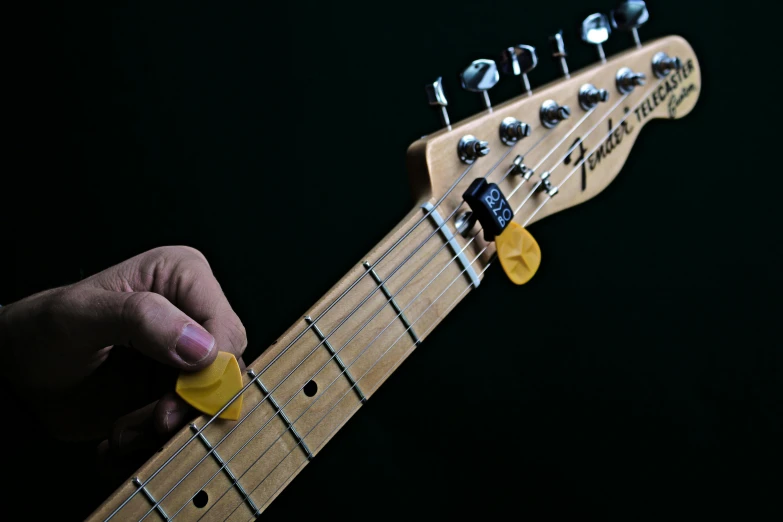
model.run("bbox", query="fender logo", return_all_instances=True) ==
[564,114,634,192]
[564,58,698,192]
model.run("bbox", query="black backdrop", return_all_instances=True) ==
[3,1,782,520]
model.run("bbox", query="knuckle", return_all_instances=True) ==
[122,292,166,330]
[171,246,210,266]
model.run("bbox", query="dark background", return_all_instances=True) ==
[3,0,781,520]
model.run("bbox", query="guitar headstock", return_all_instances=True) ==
[406,14,700,274]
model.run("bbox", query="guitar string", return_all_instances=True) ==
[108,134,518,519]
[130,127,553,522]
[131,68,653,519]
[158,106,601,520]
[104,157,490,520]
[174,87,650,520]
[225,88,658,521]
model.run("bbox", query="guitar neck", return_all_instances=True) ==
[91,199,491,521]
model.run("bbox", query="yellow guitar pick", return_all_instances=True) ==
[496,222,542,285]
[175,351,243,421]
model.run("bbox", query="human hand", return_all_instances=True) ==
[0,246,247,472]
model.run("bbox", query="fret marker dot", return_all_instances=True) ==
[303,380,318,397]
[193,490,208,508]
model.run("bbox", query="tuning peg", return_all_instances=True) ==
[610,1,649,49]
[425,77,451,128]
[616,67,646,94]
[460,59,500,110]
[549,31,570,78]
[581,13,612,63]
[540,100,571,128]
[499,45,538,96]
[458,135,491,164]
[652,52,682,78]
[579,84,610,110]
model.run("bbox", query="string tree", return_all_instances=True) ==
[459,59,500,110]
[511,154,534,181]
[425,77,451,128]
[581,13,612,63]
[610,0,649,49]
[538,171,559,197]
[498,45,538,96]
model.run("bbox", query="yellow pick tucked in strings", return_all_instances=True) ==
[496,222,542,285]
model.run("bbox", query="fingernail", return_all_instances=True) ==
[176,324,215,364]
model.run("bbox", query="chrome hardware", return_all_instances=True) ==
[539,171,559,197]
[455,210,476,237]
[133,477,169,520]
[610,0,649,48]
[549,31,569,78]
[511,155,533,180]
[458,135,490,164]
[652,52,682,78]
[616,67,646,94]
[248,370,313,460]
[579,84,610,111]
[425,77,451,128]
[499,45,538,96]
[422,202,481,288]
[190,424,260,515]
[459,59,500,110]
[540,100,571,128]
[500,117,532,146]
[363,262,420,347]
[581,13,612,63]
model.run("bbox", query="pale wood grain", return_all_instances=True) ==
[88,35,700,521]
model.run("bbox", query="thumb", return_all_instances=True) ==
[65,287,218,370]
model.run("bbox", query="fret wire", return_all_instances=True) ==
[217,249,491,522]
[125,81,656,521]
[181,90,660,520]
[171,216,492,521]
[133,122,542,522]
[105,159,478,521]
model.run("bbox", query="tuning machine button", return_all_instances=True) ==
[540,100,571,128]
[549,31,570,78]
[579,84,610,111]
[425,77,451,128]
[458,135,490,164]
[499,45,538,96]
[581,13,612,63]
[460,59,500,110]
[610,1,649,48]
[500,118,531,146]
[616,67,646,94]
[652,52,682,78]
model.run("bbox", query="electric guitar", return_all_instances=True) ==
[89,3,701,520]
